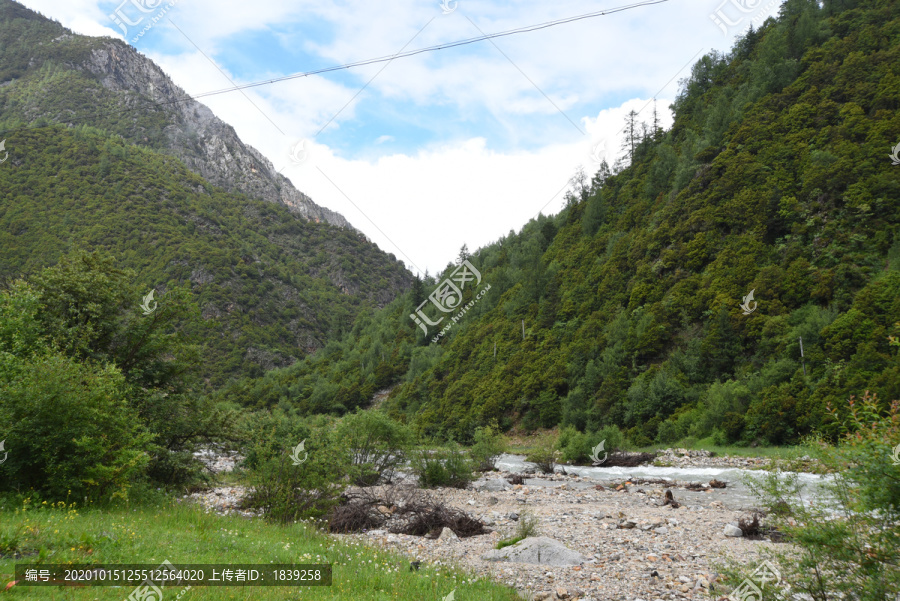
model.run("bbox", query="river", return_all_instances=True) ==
[495,453,832,511]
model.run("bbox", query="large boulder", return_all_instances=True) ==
[472,478,513,492]
[481,537,587,566]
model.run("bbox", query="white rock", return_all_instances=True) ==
[481,536,588,566]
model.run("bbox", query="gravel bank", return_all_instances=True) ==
[183,450,789,601]
[329,469,781,601]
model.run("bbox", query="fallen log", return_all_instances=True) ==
[598,452,656,467]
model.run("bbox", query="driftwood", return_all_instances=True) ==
[327,484,487,538]
[662,489,680,508]
[598,451,656,467]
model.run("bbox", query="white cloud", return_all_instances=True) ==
[17,0,781,273]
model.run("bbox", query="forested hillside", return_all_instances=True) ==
[0,124,412,385]
[0,2,414,384]
[0,0,351,227]
[219,0,900,446]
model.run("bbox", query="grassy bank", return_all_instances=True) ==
[0,495,521,600]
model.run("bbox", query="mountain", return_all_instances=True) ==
[0,0,348,228]
[0,0,413,385]
[219,0,900,444]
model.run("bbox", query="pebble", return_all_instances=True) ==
[184,448,782,601]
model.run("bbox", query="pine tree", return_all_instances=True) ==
[621,110,641,163]
[651,99,662,141]
[457,244,470,265]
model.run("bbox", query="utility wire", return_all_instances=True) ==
[0,0,669,136]
[190,0,669,100]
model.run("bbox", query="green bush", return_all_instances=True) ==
[410,445,475,489]
[334,409,413,486]
[240,411,349,523]
[556,426,592,464]
[526,434,559,474]
[596,424,627,452]
[469,422,508,471]
[0,351,152,502]
[655,420,682,445]
[678,436,698,448]
[722,411,746,443]
[736,390,900,600]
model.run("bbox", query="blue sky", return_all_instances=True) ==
[22,0,783,275]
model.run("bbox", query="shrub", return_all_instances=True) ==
[240,411,350,523]
[625,426,652,448]
[334,409,413,486]
[596,424,627,452]
[469,422,508,471]
[556,426,592,464]
[655,420,682,445]
[0,351,152,502]
[678,436,698,448]
[721,411,745,443]
[410,445,475,489]
[736,391,900,601]
[526,434,558,474]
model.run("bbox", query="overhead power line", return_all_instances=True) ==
[0,0,670,135]
[190,0,670,101]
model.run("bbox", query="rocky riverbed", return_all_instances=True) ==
[182,447,798,601]
[331,470,781,601]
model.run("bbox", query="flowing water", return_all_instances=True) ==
[495,454,832,511]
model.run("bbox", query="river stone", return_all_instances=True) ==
[473,478,513,492]
[724,524,743,537]
[481,536,588,566]
[438,527,458,541]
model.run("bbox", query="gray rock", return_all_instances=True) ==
[481,536,588,566]
[508,512,520,521]
[438,527,458,541]
[724,524,743,537]
[83,41,355,230]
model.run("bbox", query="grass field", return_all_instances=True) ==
[0,493,522,600]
